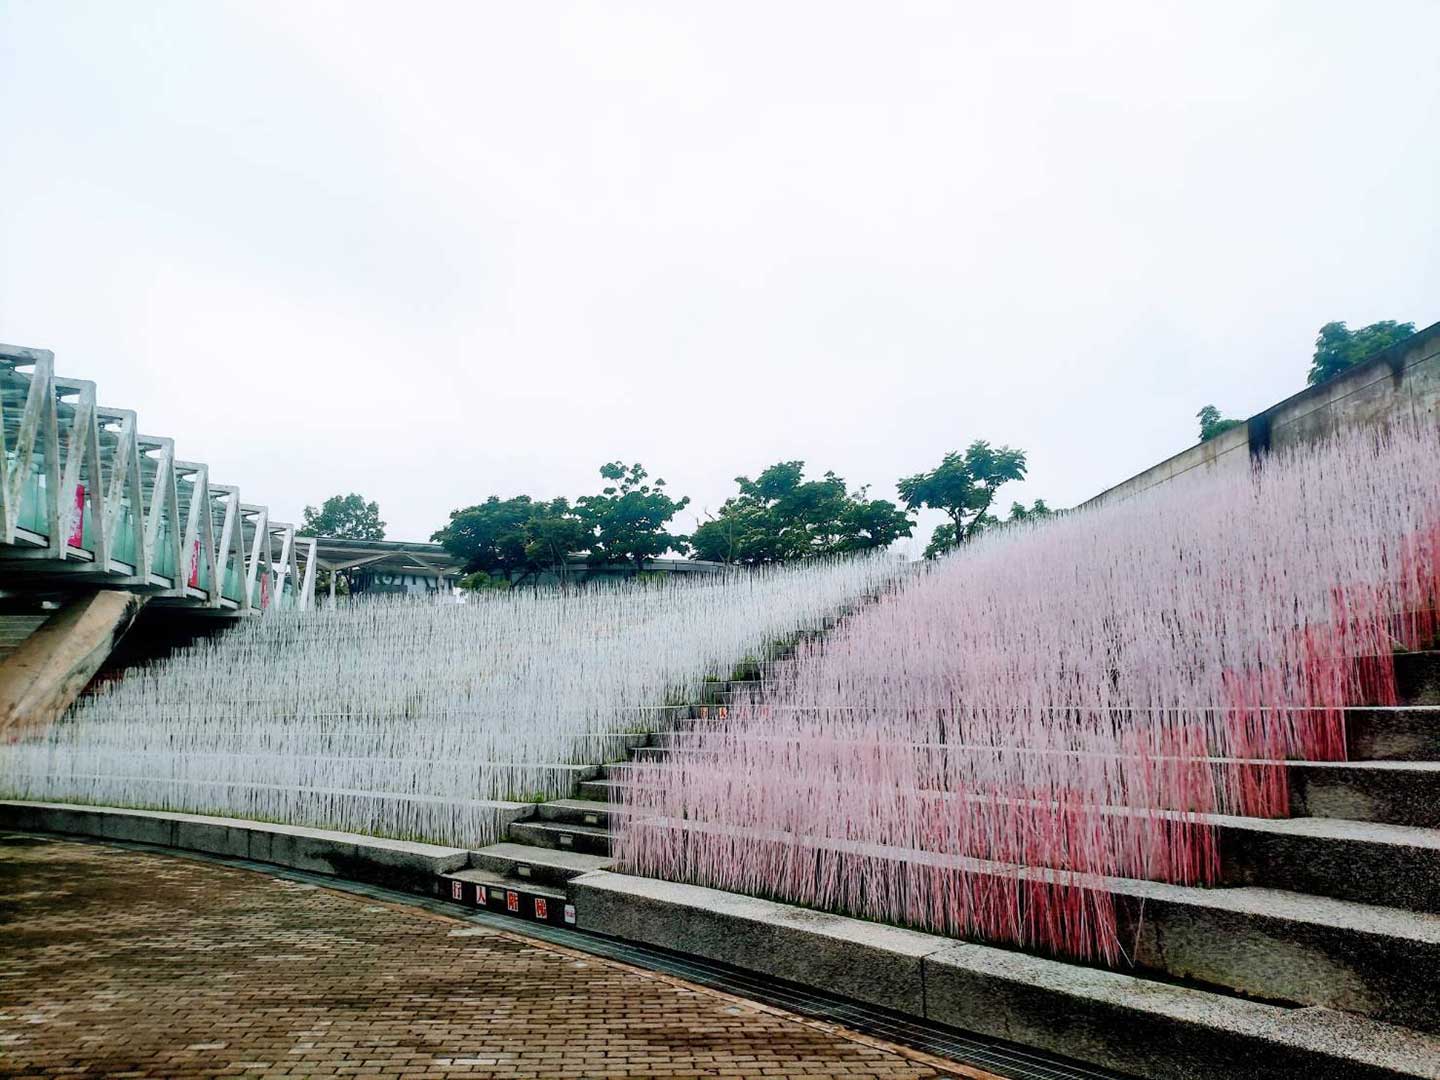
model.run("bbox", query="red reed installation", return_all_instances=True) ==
[614,417,1440,964]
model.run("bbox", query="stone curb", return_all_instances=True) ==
[0,799,473,888]
[569,870,1440,1080]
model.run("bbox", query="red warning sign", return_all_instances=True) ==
[505,890,520,913]
[533,897,548,920]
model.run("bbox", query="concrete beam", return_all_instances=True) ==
[0,590,147,739]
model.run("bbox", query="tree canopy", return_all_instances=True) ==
[431,495,544,579]
[1007,498,1053,524]
[433,463,690,584]
[301,493,385,540]
[898,441,1027,548]
[578,462,691,574]
[1197,405,1243,442]
[689,461,912,565]
[524,498,592,582]
[1308,320,1416,386]
[922,498,1055,559]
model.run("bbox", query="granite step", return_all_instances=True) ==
[537,798,622,829]
[508,818,613,857]
[1288,759,1440,827]
[576,778,625,802]
[601,812,1440,1032]
[1216,814,1440,913]
[468,840,614,888]
[1396,651,1440,706]
[1347,706,1440,761]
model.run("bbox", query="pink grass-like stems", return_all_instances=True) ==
[616,417,1440,964]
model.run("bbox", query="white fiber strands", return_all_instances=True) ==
[1,556,901,847]
[616,417,1440,965]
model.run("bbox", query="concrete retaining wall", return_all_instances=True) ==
[1086,320,1440,508]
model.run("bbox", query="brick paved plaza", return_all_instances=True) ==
[0,834,981,1080]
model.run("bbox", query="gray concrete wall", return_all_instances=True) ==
[1085,320,1440,508]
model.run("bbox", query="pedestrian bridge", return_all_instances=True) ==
[2,343,317,612]
[1,341,318,736]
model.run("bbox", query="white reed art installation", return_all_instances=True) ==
[1,556,902,847]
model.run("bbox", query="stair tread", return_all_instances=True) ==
[512,820,613,839]
[1290,759,1440,772]
[625,812,1440,928]
[471,842,614,871]
[1349,704,1440,712]
[1121,880,1440,942]
[443,866,566,900]
[545,798,623,812]
[1212,812,1440,848]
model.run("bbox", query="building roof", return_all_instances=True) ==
[309,537,465,577]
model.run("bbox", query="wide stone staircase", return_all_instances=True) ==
[431,612,845,925]
[437,678,765,925]
[430,635,1440,1078]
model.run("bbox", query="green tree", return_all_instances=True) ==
[689,461,912,565]
[301,493,386,540]
[1197,405,1244,442]
[1308,320,1416,385]
[1006,498,1053,523]
[922,522,957,560]
[837,493,915,553]
[432,495,591,583]
[578,462,690,575]
[898,441,1027,548]
[523,498,592,585]
[432,495,536,578]
[922,498,1054,559]
[457,571,509,591]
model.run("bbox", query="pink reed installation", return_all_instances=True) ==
[614,418,1440,964]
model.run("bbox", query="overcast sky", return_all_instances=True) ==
[2,2,1437,553]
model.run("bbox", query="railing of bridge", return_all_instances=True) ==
[0,344,315,613]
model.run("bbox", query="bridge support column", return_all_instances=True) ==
[0,590,148,740]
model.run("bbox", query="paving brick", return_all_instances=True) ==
[0,834,972,1080]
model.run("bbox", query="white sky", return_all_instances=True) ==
[3,1,1437,553]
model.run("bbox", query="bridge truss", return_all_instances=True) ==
[1,344,315,614]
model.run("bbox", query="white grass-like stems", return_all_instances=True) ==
[0,556,903,846]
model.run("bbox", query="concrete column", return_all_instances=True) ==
[0,590,148,740]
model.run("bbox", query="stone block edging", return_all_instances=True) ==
[0,799,473,887]
[568,870,1440,1080]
